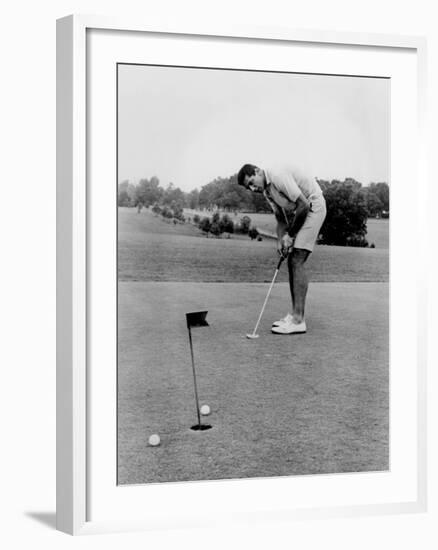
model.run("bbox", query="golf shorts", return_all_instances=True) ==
[294,194,327,252]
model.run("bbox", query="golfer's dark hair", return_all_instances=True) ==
[237,164,258,187]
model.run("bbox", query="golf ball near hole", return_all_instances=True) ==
[148,434,160,446]
[200,404,211,416]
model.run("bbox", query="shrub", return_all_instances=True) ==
[248,227,259,240]
[210,222,222,237]
[173,211,185,223]
[198,217,211,236]
[152,204,162,216]
[193,214,200,224]
[211,211,221,225]
[346,235,368,247]
[220,214,234,234]
[161,206,173,219]
[236,215,251,234]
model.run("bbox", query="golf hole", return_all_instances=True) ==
[190,424,212,431]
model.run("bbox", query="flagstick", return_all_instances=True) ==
[187,326,202,426]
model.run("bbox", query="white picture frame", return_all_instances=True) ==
[56,14,428,535]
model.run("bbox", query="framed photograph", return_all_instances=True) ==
[57,15,427,535]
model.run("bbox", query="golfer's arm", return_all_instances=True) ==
[274,210,288,239]
[287,194,310,238]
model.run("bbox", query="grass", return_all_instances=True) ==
[118,281,389,484]
[366,218,389,249]
[118,207,389,282]
[117,206,389,485]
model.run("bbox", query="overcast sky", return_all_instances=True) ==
[118,64,389,192]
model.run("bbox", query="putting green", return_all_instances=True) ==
[118,281,389,485]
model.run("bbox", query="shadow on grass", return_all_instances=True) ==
[25,511,56,530]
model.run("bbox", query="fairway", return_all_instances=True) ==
[118,281,389,484]
[119,208,389,282]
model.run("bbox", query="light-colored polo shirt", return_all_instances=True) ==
[262,165,326,251]
[263,165,323,213]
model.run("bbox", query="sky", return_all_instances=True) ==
[118,64,390,192]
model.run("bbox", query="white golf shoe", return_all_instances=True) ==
[271,319,307,334]
[272,313,293,327]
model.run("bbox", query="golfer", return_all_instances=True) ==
[237,164,326,334]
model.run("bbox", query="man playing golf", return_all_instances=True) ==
[237,164,326,334]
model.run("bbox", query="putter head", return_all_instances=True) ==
[246,333,259,339]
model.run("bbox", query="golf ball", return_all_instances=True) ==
[148,434,160,446]
[200,404,211,416]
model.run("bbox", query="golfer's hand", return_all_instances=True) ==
[280,234,294,256]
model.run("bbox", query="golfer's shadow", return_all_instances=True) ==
[25,511,57,530]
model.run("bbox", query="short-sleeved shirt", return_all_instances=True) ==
[263,165,323,216]
[263,165,326,251]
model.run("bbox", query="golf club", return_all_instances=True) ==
[246,253,287,339]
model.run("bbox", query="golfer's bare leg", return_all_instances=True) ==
[288,248,310,323]
[288,256,295,313]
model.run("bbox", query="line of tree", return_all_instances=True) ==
[118,174,271,213]
[119,175,389,218]
[118,178,186,209]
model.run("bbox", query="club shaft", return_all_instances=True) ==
[188,327,202,425]
[250,268,280,336]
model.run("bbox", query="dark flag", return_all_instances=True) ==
[185,311,211,431]
[186,311,209,328]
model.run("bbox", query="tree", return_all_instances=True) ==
[135,177,163,206]
[211,212,220,225]
[118,180,136,206]
[250,191,271,212]
[210,221,222,237]
[187,189,200,210]
[198,174,254,211]
[248,227,259,240]
[160,206,173,219]
[170,201,185,222]
[198,217,211,236]
[152,204,162,216]
[219,190,242,211]
[362,188,383,217]
[238,215,252,234]
[319,179,369,247]
[219,214,234,234]
[369,182,389,212]
[162,182,185,207]
[198,184,214,210]
[118,189,131,207]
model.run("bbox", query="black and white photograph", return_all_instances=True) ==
[2,0,435,544]
[117,63,390,485]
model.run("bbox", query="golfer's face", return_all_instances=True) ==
[246,171,264,193]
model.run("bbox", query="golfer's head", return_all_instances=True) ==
[237,164,265,193]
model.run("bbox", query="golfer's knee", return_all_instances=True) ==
[290,249,309,269]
